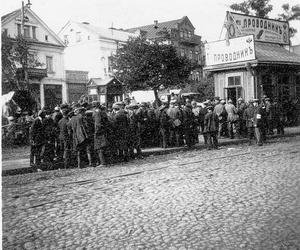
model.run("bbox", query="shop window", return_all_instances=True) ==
[228,76,241,86]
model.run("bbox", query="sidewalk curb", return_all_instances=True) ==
[2,132,300,177]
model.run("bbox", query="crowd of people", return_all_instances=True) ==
[27,95,295,170]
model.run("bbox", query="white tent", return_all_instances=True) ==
[129,90,155,103]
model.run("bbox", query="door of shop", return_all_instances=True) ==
[224,87,242,106]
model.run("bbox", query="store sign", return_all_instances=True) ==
[226,12,289,45]
[205,35,255,66]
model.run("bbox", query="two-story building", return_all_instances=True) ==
[58,21,137,79]
[126,16,205,82]
[1,4,67,109]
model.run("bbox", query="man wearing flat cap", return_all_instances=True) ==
[203,105,219,150]
[30,109,46,168]
[253,99,263,146]
[243,99,256,145]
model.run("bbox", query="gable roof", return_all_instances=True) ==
[1,7,65,47]
[59,21,136,42]
[126,16,194,39]
[88,77,122,87]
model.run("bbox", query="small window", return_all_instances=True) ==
[32,26,36,39]
[46,56,53,72]
[228,76,241,86]
[63,35,69,45]
[87,35,90,40]
[3,28,8,36]
[76,32,81,42]
[24,25,30,38]
[45,35,48,41]
[17,24,21,36]
[180,30,183,38]
[189,50,193,59]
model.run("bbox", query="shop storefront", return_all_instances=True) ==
[204,12,300,106]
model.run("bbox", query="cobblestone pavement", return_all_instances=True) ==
[2,136,300,250]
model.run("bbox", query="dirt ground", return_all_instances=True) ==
[2,144,30,161]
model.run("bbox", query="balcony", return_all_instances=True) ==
[27,68,47,80]
[178,36,200,46]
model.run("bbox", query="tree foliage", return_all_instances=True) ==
[111,36,194,101]
[230,0,273,18]
[278,3,300,38]
[1,31,43,93]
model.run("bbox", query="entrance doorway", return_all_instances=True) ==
[224,87,242,106]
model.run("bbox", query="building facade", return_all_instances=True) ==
[1,5,67,109]
[126,16,205,81]
[65,70,89,103]
[58,21,137,80]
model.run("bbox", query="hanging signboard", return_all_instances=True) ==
[205,35,255,66]
[226,12,289,45]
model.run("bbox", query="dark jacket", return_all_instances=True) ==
[58,117,70,142]
[93,109,109,149]
[204,112,219,133]
[243,105,255,128]
[67,114,88,148]
[30,117,45,145]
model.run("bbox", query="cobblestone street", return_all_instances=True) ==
[2,136,300,250]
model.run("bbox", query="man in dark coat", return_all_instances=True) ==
[167,100,183,147]
[182,103,195,147]
[93,103,109,166]
[126,104,142,158]
[214,99,227,138]
[203,105,219,150]
[30,110,46,168]
[67,107,91,168]
[43,108,56,164]
[57,109,71,168]
[113,103,129,162]
[157,101,170,148]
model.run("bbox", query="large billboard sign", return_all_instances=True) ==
[226,12,289,45]
[205,35,255,66]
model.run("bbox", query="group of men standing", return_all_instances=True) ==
[29,95,285,169]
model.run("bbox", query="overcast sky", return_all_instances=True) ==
[1,0,300,45]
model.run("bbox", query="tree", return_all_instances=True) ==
[230,0,273,18]
[278,4,300,38]
[1,31,43,94]
[111,36,194,103]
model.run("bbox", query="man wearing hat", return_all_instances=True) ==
[265,98,274,135]
[157,101,170,148]
[182,103,195,147]
[243,99,255,145]
[225,99,238,139]
[237,98,247,138]
[113,102,130,162]
[93,103,109,167]
[126,103,142,158]
[57,108,71,168]
[214,99,227,138]
[43,108,56,164]
[68,107,91,167]
[167,100,183,147]
[253,99,263,146]
[136,102,149,147]
[203,105,219,150]
[30,109,46,168]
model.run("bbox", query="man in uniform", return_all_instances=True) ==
[265,97,274,135]
[157,101,170,148]
[237,97,247,138]
[167,100,182,147]
[214,99,227,138]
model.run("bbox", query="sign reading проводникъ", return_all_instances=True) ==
[226,12,289,45]
[205,35,255,66]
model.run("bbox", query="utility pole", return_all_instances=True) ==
[21,1,29,87]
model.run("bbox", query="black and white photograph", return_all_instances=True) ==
[1,0,300,249]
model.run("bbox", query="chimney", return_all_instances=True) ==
[154,20,158,29]
[82,22,90,25]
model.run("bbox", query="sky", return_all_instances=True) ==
[1,0,300,45]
